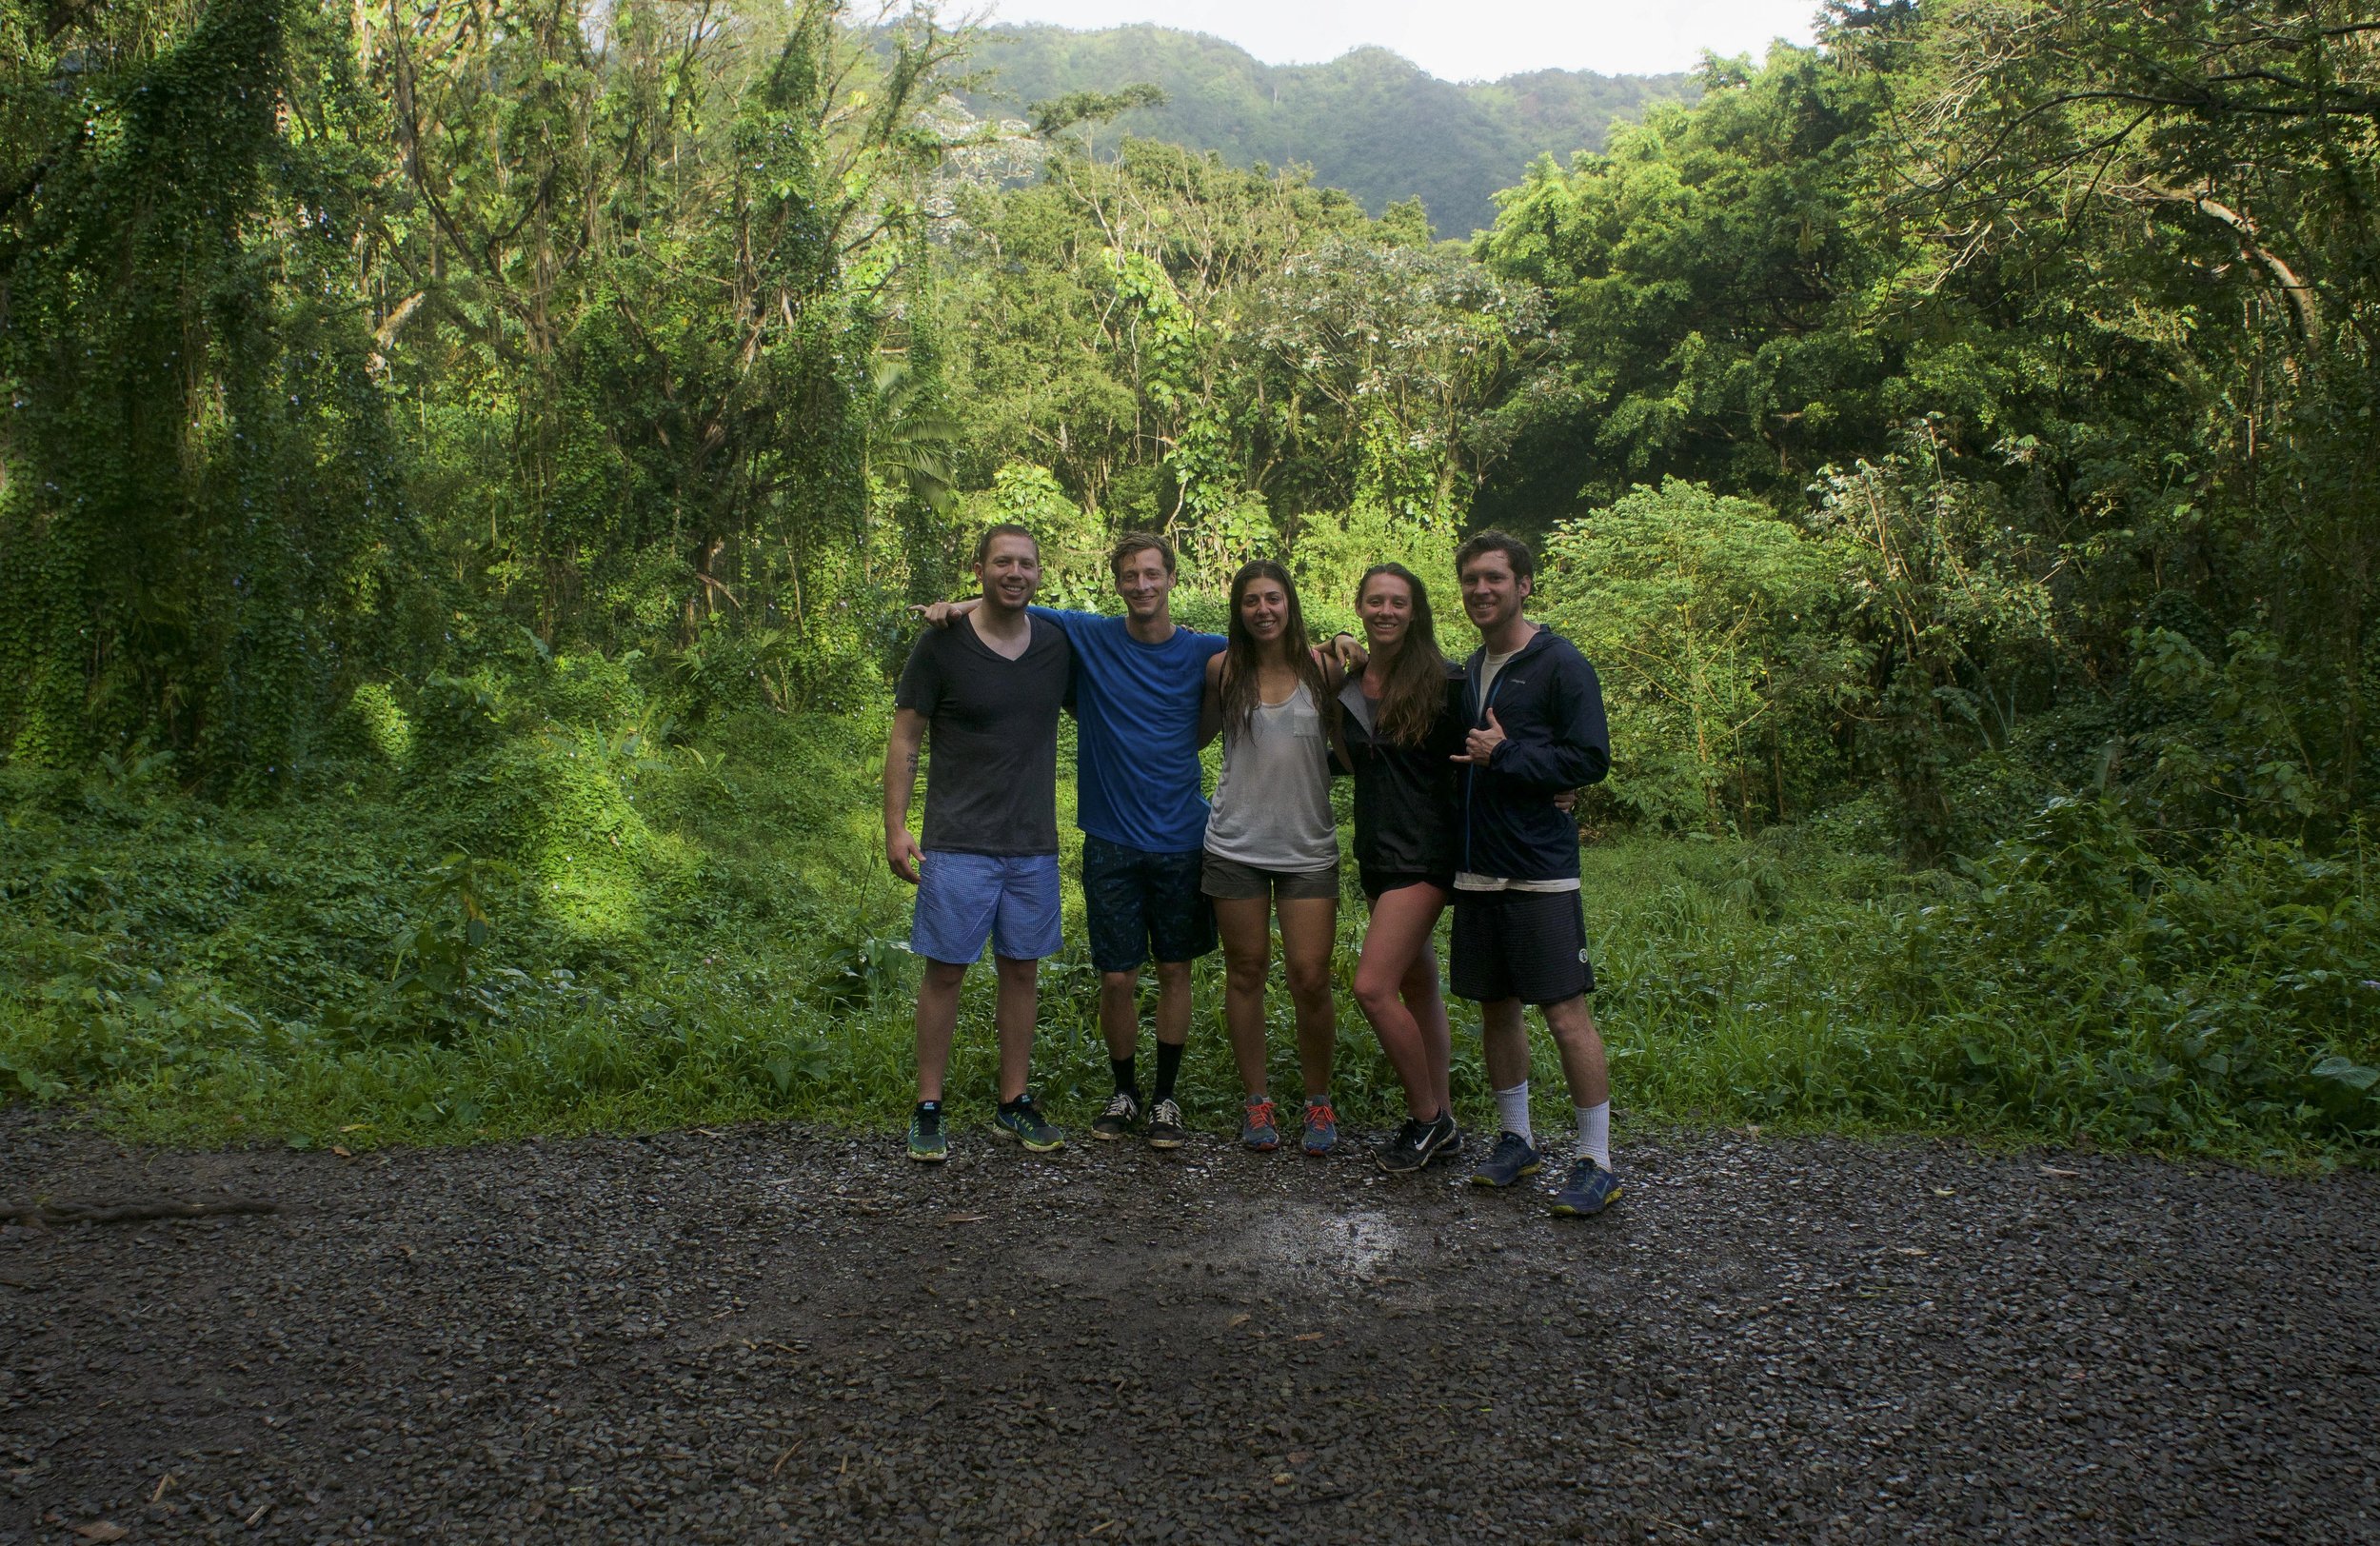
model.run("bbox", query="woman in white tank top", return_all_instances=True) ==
[1200,560,1346,1155]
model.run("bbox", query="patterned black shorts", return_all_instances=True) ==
[1450,888,1595,1006]
[1082,835,1218,974]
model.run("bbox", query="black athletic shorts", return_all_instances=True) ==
[1359,867,1454,904]
[1082,835,1218,974]
[1450,888,1595,1006]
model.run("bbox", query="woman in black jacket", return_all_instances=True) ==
[1335,563,1470,1173]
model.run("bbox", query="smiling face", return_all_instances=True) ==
[1459,548,1531,635]
[1359,571,1418,652]
[1112,544,1176,624]
[1237,575,1290,644]
[974,533,1042,612]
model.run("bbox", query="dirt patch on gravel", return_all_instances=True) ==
[4,1108,2376,1543]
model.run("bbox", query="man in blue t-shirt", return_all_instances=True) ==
[925,532,1224,1148]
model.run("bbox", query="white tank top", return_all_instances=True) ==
[1203,681,1339,871]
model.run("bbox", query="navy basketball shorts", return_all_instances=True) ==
[1081,835,1218,973]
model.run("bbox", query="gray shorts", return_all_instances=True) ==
[1200,853,1339,902]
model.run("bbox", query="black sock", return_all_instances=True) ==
[1110,1057,1138,1099]
[916,1100,941,1117]
[999,1093,1030,1113]
[1153,1040,1185,1104]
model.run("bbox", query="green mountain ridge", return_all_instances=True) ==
[965,23,1697,236]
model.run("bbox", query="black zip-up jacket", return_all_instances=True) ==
[1337,667,1466,878]
[1458,627,1610,882]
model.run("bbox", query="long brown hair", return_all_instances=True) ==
[1358,563,1451,746]
[1220,559,1328,732]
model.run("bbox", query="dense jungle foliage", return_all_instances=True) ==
[2,0,2376,1162]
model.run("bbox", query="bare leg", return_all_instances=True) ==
[1408,940,1453,1116]
[993,954,1039,1103]
[1479,996,1532,1095]
[914,959,971,1103]
[1353,883,1450,1118]
[1212,896,1275,1098]
[1276,895,1339,1100]
[1538,993,1609,1109]
[1152,960,1193,1049]
[1099,968,1140,1063]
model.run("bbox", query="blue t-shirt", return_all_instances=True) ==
[1032,606,1226,852]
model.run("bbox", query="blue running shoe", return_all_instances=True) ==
[1300,1100,1338,1157]
[1550,1158,1623,1217]
[1240,1097,1280,1152]
[1468,1130,1542,1188]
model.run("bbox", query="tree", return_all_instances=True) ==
[0,0,416,778]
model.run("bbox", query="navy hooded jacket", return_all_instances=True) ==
[1457,626,1610,882]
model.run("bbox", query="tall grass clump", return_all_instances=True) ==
[1587,800,2380,1162]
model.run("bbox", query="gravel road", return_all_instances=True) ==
[4,1109,2376,1543]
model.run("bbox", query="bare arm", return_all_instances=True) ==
[883,707,928,883]
[1199,652,1225,748]
[913,597,980,629]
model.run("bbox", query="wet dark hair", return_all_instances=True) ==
[1454,529,1536,585]
[1355,563,1451,747]
[974,523,1039,566]
[1220,559,1329,733]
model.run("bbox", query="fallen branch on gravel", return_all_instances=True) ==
[1,1199,279,1226]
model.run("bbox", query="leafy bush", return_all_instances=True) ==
[1597,799,2380,1160]
[1540,480,1866,833]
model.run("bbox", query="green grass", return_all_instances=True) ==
[4,673,2376,1166]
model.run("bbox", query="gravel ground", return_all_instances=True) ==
[4,1107,2376,1544]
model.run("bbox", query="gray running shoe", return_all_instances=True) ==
[1240,1097,1280,1152]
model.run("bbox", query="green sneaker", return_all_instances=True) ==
[993,1093,1065,1153]
[907,1101,948,1163]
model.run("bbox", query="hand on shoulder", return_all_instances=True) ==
[908,598,978,630]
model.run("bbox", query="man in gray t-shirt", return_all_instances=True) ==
[884,525,1072,1162]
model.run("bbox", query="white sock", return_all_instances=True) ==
[1493,1081,1532,1144]
[1576,1101,1611,1168]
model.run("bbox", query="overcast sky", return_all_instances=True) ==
[979,0,1824,81]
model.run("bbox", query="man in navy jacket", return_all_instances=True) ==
[1448,530,1622,1217]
